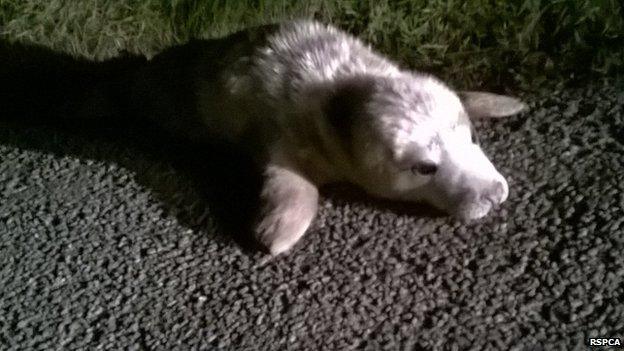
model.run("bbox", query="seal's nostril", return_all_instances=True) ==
[480,180,506,205]
[491,180,507,203]
[494,181,504,197]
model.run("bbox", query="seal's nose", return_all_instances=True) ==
[481,179,508,205]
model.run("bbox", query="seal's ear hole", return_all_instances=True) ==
[323,77,375,140]
[459,91,528,119]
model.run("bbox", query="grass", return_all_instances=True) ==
[1,0,623,91]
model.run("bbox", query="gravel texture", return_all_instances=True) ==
[1,82,624,350]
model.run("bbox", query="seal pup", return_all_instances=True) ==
[0,20,527,255]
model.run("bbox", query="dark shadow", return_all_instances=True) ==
[0,38,267,253]
[0,116,265,254]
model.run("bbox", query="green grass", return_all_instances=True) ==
[1,0,623,90]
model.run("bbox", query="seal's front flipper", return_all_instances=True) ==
[254,163,319,256]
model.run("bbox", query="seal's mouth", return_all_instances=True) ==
[451,199,495,221]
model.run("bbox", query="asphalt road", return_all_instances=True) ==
[1,83,623,350]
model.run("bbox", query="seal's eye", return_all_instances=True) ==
[411,161,438,175]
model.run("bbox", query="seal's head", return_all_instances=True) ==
[325,73,527,220]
